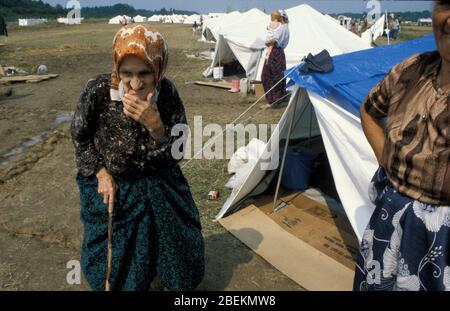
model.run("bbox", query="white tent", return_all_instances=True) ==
[208,13,226,19]
[281,5,371,74]
[203,9,268,78]
[184,14,201,25]
[162,15,183,24]
[134,15,147,23]
[361,14,386,44]
[214,6,378,242]
[57,17,83,24]
[324,14,340,25]
[216,34,435,242]
[203,4,371,80]
[202,11,242,42]
[215,85,377,241]
[18,19,47,26]
[418,18,432,26]
[109,15,131,25]
[148,15,162,22]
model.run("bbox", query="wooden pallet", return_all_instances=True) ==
[194,80,232,90]
[0,74,59,85]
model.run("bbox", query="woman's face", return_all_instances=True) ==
[433,2,450,63]
[119,55,155,100]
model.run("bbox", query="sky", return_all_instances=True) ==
[41,0,435,14]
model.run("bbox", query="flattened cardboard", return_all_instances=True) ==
[219,192,359,290]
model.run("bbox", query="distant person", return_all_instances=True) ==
[350,20,357,33]
[0,15,7,37]
[193,20,198,33]
[360,17,369,35]
[354,1,450,291]
[260,9,290,109]
[71,24,204,291]
[391,16,400,40]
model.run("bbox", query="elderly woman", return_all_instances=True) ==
[260,9,290,109]
[354,1,450,291]
[71,24,204,291]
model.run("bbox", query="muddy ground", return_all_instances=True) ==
[0,21,302,290]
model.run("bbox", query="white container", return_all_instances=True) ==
[213,66,224,80]
[240,78,249,94]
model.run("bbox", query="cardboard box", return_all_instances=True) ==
[219,192,359,291]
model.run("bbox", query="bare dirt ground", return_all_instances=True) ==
[0,21,302,290]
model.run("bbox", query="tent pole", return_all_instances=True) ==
[308,99,313,147]
[386,10,390,45]
[272,94,298,212]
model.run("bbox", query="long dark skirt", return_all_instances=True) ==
[76,166,205,291]
[261,47,287,105]
[354,167,450,291]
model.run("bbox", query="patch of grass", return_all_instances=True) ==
[375,25,432,45]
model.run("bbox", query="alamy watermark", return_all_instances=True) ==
[366,0,382,24]
[66,0,82,24]
[66,260,81,285]
[169,116,280,170]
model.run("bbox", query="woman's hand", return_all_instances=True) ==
[96,168,117,212]
[122,92,166,142]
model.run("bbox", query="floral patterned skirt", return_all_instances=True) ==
[76,166,205,291]
[354,167,450,291]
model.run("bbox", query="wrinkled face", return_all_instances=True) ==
[119,55,155,100]
[433,2,450,63]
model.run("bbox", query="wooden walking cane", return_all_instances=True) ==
[105,200,114,291]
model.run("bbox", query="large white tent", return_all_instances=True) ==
[216,34,436,242]
[324,14,340,25]
[203,4,372,80]
[201,11,242,42]
[216,86,375,241]
[283,5,371,70]
[203,8,268,78]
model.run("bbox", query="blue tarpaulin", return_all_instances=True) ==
[286,35,437,117]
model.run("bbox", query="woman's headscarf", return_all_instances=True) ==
[278,9,288,23]
[110,24,169,101]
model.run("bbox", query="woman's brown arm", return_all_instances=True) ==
[360,102,385,164]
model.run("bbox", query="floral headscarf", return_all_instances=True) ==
[110,24,169,101]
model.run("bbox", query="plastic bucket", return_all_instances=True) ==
[280,146,317,191]
[213,66,224,80]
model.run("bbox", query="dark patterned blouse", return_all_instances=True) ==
[71,73,187,178]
